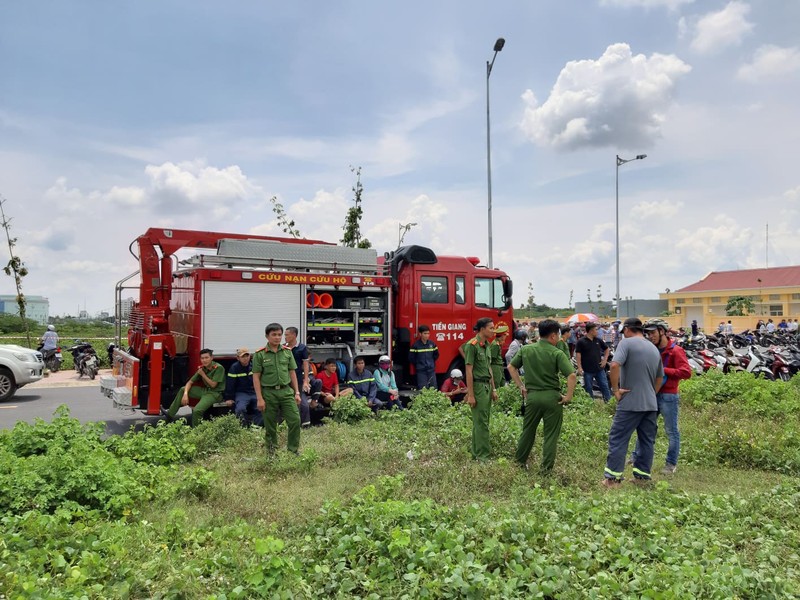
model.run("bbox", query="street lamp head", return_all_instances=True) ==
[636,154,647,160]
[494,38,505,52]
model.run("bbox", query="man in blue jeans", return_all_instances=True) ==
[631,318,692,475]
[224,347,263,427]
[603,317,664,487]
[575,322,611,402]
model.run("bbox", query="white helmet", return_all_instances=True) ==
[450,368,463,379]
[47,325,55,331]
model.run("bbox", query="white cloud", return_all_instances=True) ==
[367,194,450,251]
[600,0,694,10]
[674,215,754,269]
[783,185,800,202]
[145,161,263,218]
[103,185,147,207]
[690,1,754,55]
[520,43,691,150]
[630,198,684,220]
[737,45,800,83]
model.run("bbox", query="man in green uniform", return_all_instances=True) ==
[464,318,497,461]
[489,321,510,387]
[163,348,225,427]
[253,322,302,454]
[509,319,577,474]
[556,325,571,357]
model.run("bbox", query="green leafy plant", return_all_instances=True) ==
[331,393,373,424]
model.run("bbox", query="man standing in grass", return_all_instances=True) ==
[162,348,225,426]
[509,319,576,474]
[253,323,302,455]
[464,318,496,461]
[603,317,664,487]
[630,318,692,475]
[490,321,510,387]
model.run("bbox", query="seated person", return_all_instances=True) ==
[440,368,467,403]
[373,355,403,410]
[163,348,225,426]
[345,356,380,411]
[223,347,263,427]
[316,358,352,408]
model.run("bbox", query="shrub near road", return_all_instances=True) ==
[1,378,799,597]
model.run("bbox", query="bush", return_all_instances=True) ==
[408,386,451,413]
[331,394,373,424]
[0,408,215,517]
[680,369,800,417]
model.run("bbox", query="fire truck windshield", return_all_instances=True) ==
[474,277,507,309]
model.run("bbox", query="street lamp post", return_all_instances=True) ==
[398,222,418,247]
[486,37,505,269]
[615,153,647,319]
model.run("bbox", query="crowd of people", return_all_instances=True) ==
[459,315,691,486]
[161,316,692,485]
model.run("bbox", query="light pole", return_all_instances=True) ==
[615,153,647,319]
[398,222,417,247]
[486,37,505,269]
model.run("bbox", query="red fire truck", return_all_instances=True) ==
[105,228,513,414]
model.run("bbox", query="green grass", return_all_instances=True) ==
[3,378,800,597]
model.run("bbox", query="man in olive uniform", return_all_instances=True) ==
[489,321,510,386]
[253,322,302,454]
[163,348,225,427]
[509,319,577,474]
[464,317,497,461]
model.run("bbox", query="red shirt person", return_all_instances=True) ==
[440,368,467,403]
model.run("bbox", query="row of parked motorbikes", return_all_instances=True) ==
[673,329,800,381]
[36,340,101,379]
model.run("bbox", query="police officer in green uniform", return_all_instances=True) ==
[490,321,510,387]
[509,319,577,474]
[464,318,496,461]
[163,348,225,427]
[253,322,302,454]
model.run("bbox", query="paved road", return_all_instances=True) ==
[0,385,163,436]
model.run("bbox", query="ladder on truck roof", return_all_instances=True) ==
[182,238,386,275]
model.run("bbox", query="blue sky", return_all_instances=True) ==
[1,0,799,315]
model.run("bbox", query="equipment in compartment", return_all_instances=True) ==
[364,296,384,309]
[346,297,365,309]
[305,289,389,361]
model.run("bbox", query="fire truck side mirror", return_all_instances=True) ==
[502,278,513,310]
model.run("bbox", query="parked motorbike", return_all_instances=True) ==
[744,345,774,380]
[768,346,792,382]
[36,343,63,372]
[68,340,99,380]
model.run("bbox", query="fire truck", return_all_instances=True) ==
[105,228,513,414]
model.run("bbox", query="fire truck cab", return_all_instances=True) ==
[104,228,513,414]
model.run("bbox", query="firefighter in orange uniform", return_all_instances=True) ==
[253,322,302,454]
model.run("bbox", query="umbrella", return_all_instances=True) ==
[564,313,599,324]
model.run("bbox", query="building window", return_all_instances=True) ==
[769,294,781,301]
[769,305,783,316]
[791,293,800,300]
[421,276,448,304]
[710,297,721,303]
[692,298,702,304]
[676,298,685,304]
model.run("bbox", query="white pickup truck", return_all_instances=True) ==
[0,344,44,401]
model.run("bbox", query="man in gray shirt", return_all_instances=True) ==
[603,317,664,487]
